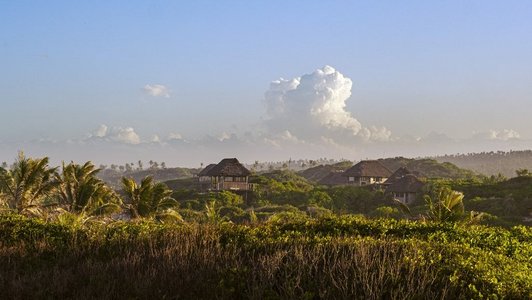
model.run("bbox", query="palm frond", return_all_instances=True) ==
[155,209,184,224]
[393,198,412,218]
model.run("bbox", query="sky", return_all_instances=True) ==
[1,1,531,167]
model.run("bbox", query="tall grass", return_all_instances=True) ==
[0,215,530,299]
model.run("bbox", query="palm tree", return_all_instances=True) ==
[424,186,465,222]
[0,152,58,214]
[121,176,180,221]
[56,161,121,215]
[204,200,228,224]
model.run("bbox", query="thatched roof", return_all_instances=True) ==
[384,167,413,185]
[342,160,392,178]
[205,158,251,177]
[386,175,424,193]
[198,164,217,176]
[318,171,347,186]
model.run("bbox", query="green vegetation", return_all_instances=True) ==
[0,214,529,299]
[0,152,58,215]
[56,161,121,215]
[1,153,531,298]
[121,176,180,221]
[420,176,532,226]
[424,185,465,222]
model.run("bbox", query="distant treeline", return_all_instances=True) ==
[435,150,532,177]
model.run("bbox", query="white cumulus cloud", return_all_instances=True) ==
[143,84,171,98]
[110,127,141,144]
[264,65,390,144]
[88,124,141,144]
[109,127,140,145]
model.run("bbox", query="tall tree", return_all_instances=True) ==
[121,176,180,221]
[56,161,121,215]
[0,152,58,214]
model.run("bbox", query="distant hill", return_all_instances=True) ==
[435,150,532,177]
[98,167,200,188]
[298,158,476,182]
[298,161,353,182]
[377,157,477,179]
[164,177,201,191]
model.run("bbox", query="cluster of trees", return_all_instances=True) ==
[0,152,179,222]
[99,160,168,172]
[247,157,344,172]
[1,159,171,174]
[436,150,532,177]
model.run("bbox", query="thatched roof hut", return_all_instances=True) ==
[386,174,424,193]
[205,158,251,177]
[343,160,392,178]
[198,164,217,177]
[384,167,414,185]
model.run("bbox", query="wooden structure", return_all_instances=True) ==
[199,158,252,191]
[342,160,392,186]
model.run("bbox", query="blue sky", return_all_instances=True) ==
[1,1,531,166]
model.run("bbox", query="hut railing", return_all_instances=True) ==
[213,182,253,191]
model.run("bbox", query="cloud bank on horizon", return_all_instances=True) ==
[1,66,529,166]
[473,129,521,141]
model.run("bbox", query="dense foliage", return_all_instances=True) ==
[420,176,532,226]
[0,214,529,299]
[0,152,58,214]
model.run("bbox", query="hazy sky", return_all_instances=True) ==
[1,1,531,166]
